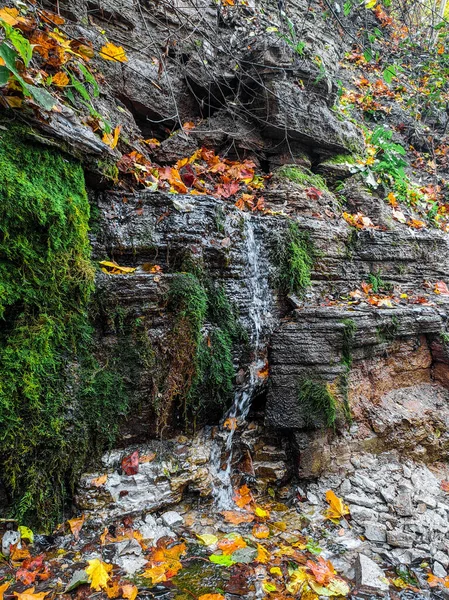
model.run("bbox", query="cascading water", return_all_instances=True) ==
[211,214,272,508]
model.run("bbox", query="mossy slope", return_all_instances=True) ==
[0,126,127,529]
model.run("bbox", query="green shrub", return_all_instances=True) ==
[274,222,316,296]
[0,125,128,529]
[297,378,337,428]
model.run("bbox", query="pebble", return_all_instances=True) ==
[161,510,184,527]
[434,561,447,578]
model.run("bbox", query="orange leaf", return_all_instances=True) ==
[68,514,85,540]
[91,473,108,487]
[217,535,246,555]
[99,42,128,63]
[0,7,25,26]
[233,484,253,508]
[441,480,449,492]
[106,580,120,599]
[198,595,225,600]
[223,417,237,431]
[139,452,157,463]
[11,546,31,562]
[221,511,254,525]
[252,523,270,539]
[407,218,426,229]
[121,584,138,600]
[52,72,69,87]
[306,556,336,585]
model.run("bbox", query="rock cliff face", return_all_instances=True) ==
[3,0,449,581]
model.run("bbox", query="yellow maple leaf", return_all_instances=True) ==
[255,543,270,564]
[100,42,128,63]
[143,565,167,584]
[102,125,121,149]
[0,582,10,600]
[85,558,113,590]
[254,505,270,519]
[13,588,48,600]
[325,490,350,522]
[121,584,138,600]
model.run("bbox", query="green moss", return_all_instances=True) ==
[297,378,337,428]
[322,154,358,165]
[0,125,128,529]
[341,318,356,367]
[366,271,391,293]
[376,316,399,342]
[273,221,316,296]
[158,273,239,430]
[278,165,328,190]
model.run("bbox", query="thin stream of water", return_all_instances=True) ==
[211,215,271,508]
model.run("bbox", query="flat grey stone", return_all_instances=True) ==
[387,529,414,548]
[363,523,387,542]
[354,554,389,592]
[346,492,377,509]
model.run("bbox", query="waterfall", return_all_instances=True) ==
[211,214,271,508]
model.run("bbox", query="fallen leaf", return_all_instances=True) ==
[11,546,31,561]
[139,452,156,463]
[305,187,323,200]
[324,490,350,522]
[209,554,235,567]
[52,72,69,87]
[198,595,224,600]
[0,583,10,600]
[85,558,113,591]
[99,260,136,275]
[254,506,270,519]
[68,515,85,540]
[218,534,246,555]
[252,523,270,539]
[223,417,237,431]
[121,450,139,475]
[13,589,48,600]
[255,543,270,564]
[307,557,336,585]
[143,565,167,584]
[441,480,449,492]
[99,42,128,62]
[233,484,253,508]
[121,584,138,600]
[106,580,120,599]
[196,533,218,546]
[91,474,108,487]
[102,125,121,150]
[434,281,449,295]
[18,526,34,543]
[221,511,254,525]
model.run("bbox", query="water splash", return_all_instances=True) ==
[211,215,272,508]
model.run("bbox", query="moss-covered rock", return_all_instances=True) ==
[0,125,128,529]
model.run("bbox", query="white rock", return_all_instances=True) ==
[434,562,447,578]
[354,554,389,591]
[114,538,146,574]
[161,511,184,527]
[1,530,20,557]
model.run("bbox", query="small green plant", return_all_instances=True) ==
[274,16,306,56]
[376,316,399,342]
[297,378,337,428]
[366,271,391,293]
[341,319,356,368]
[440,332,449,345]
[278,165,328,190]
[273,222,317,296]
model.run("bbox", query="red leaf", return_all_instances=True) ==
[434,281,449,295]
[122,451,139,475]
[305,187,323,200]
